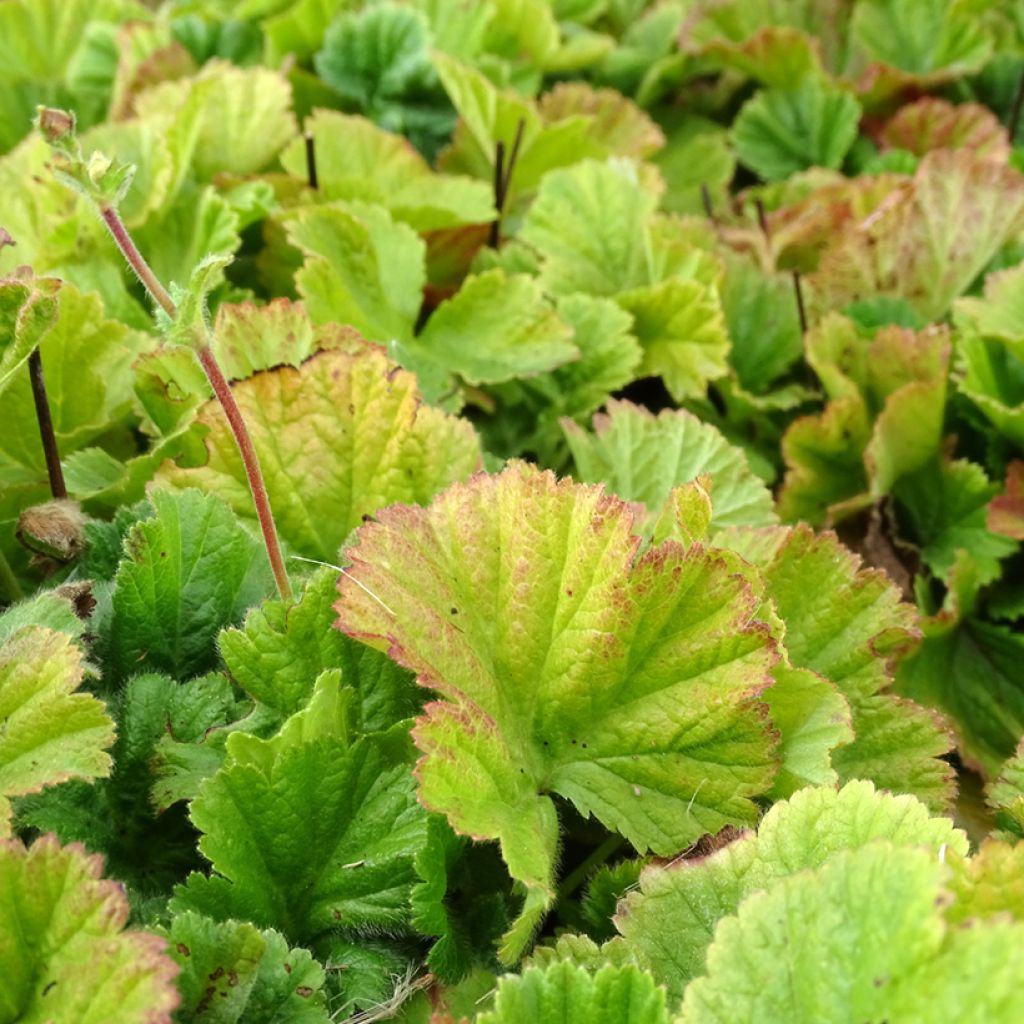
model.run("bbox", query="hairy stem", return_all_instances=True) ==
[196,344,292,600]
[99,204,292,600]
[556,834,625,901]
[100,206,175,317]
[27,348,67,500]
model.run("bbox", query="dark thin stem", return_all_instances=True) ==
[100,206,175,318]
[488,140,506,248]
[100,204,292,601]
[754,197,769,239]
[304,131,318,190]
[700,182,715,221]
[792,271,808,334]
[501,118,526,205]
[28,348,66,500]
[197,345,293,601]
[1009,66,1024,145]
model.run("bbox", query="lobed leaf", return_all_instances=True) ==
[0,627,114,837]
[161,347,482,562]
[0,833,180,1023]
[336,462,779,960]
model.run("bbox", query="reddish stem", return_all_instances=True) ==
[197,345,293,600]
[100,206,176,317]
[99,204,292,601]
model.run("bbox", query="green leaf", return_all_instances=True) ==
[477,962,668,1024]
[337,462,779,961]
[956,264,1024,353]
[719,523,955,810]
[987,739,1024,841]
[313,2,451,151]
[654,115,734,217]
[616,278,730,402]
[719,253,803,394]
[177,709,429,944]
[0,270,60,396]
[0,281,151,484]
[778,315,950,522]
[160,348,481,562]
[679,844,1024,1023]
[165,911,330,1022]
[617,781,967,1002]
[408,270,577,385]
[16,671,236,893]
[518,158,657,298]
[764,664,853,798]
[850,0,993,78]
[897,619,1024,778]
[279,110,494,232]
[107,488,274,682]
[733,79,861,183]
[895,458,1018,584]
[0,590,85,643]
[219,566,420,725]
[288,201,425,343]
[434,52,603,202]
[564,400,777,534]
[0,834,180,1023]
[136,61,296,180]
[0,626,114,837]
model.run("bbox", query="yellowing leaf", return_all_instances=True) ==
[161,347,481,561]
[0,834,180,1022]
[0,627,114,837]
[337,462,779,961]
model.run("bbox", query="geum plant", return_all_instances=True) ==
[34,107,293,602]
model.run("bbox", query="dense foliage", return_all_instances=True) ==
[2,0,1024,1019]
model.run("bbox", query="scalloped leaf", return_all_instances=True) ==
[402,269,578,386]
[287,201,426,343]
[106,488,274,683]
[0,627,114,837]
[733,78,862,183]
[679,844,1024,1023]
[0,833,180,1022]
[165,911,330,1022]
[616,781,966,1001]
[564,400,776,533]
[175,701,430,946]
[807,151,1024,323]
[279,109,495,232]
[135,60,296,180]
[617,278,730,402]
[478,962,668,1024]
[878,97,1010,161]
[336,462,779,961]
[718,523,955,810]
[518,158,658,298]
[0,270,60,396]
[218,566,420,725]
[160,347,481,562]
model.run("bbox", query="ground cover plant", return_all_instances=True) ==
[2,0,1024,1019]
